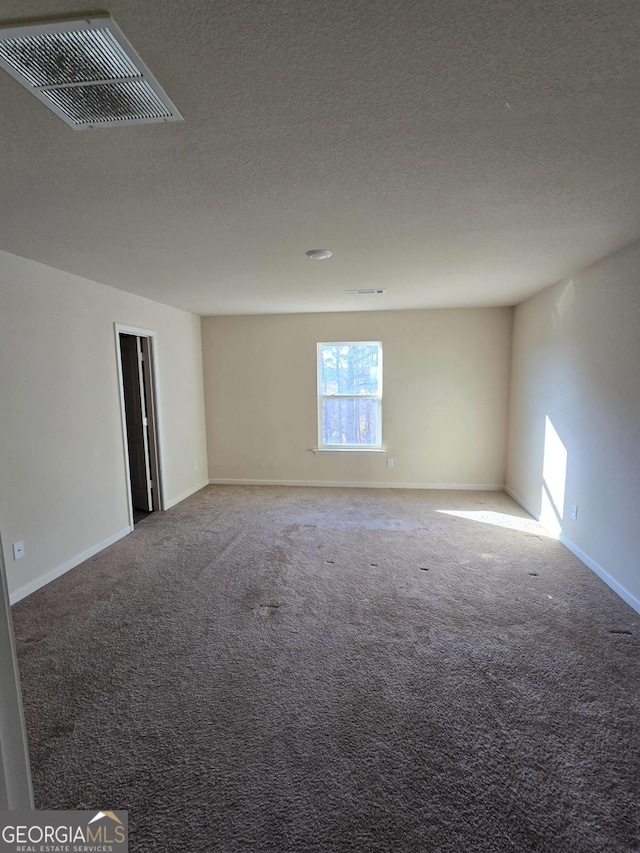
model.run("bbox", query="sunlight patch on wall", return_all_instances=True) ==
[540,415,567,537]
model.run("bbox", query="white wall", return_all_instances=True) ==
[202,308,512,488]
[507,239,640,612]
[0,251,208,601]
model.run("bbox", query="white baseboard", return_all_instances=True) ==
[504,486,541,520]
[209,478,504,490]
[505,487,640,616]
[163,481,209,510]
[10,526,132,606]
[559,533,640,617]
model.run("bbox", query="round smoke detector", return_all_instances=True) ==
[305,249,333,260]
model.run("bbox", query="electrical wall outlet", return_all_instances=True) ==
[13,541,25,560]
[570,504,578,521]
[387,458,394,468]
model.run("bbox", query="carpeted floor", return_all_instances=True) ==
[12,486,640,852]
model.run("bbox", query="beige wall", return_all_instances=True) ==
[0,251,208,601]
[507,239,640,611]
[202,308,512,488]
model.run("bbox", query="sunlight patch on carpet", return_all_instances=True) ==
[436,509,556,538]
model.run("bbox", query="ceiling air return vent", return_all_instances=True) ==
[0,17,182,128]
[345,289,386,296]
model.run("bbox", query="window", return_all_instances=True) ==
[317,341,382,448]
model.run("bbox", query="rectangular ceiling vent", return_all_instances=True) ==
[0,16,183,128]
[345,289,386,296]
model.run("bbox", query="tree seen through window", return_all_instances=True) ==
[318,343,382,447]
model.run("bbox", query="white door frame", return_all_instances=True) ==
[0,533,33,809]
[114,324,166,529]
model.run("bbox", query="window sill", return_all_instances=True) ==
[311,447,387,454]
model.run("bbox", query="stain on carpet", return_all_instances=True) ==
[256,604,281,617]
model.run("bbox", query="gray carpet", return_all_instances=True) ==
[12,486,640,852]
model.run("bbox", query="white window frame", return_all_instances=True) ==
[317,341,383,450]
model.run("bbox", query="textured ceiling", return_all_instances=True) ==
[1,0,639,315]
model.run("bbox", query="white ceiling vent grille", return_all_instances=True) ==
[345,289,386,296]
[0,17,182,128]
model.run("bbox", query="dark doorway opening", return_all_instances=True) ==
[118,333,161,525]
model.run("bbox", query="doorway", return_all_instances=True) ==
[0,532,33,809]
[115,325,163,528]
